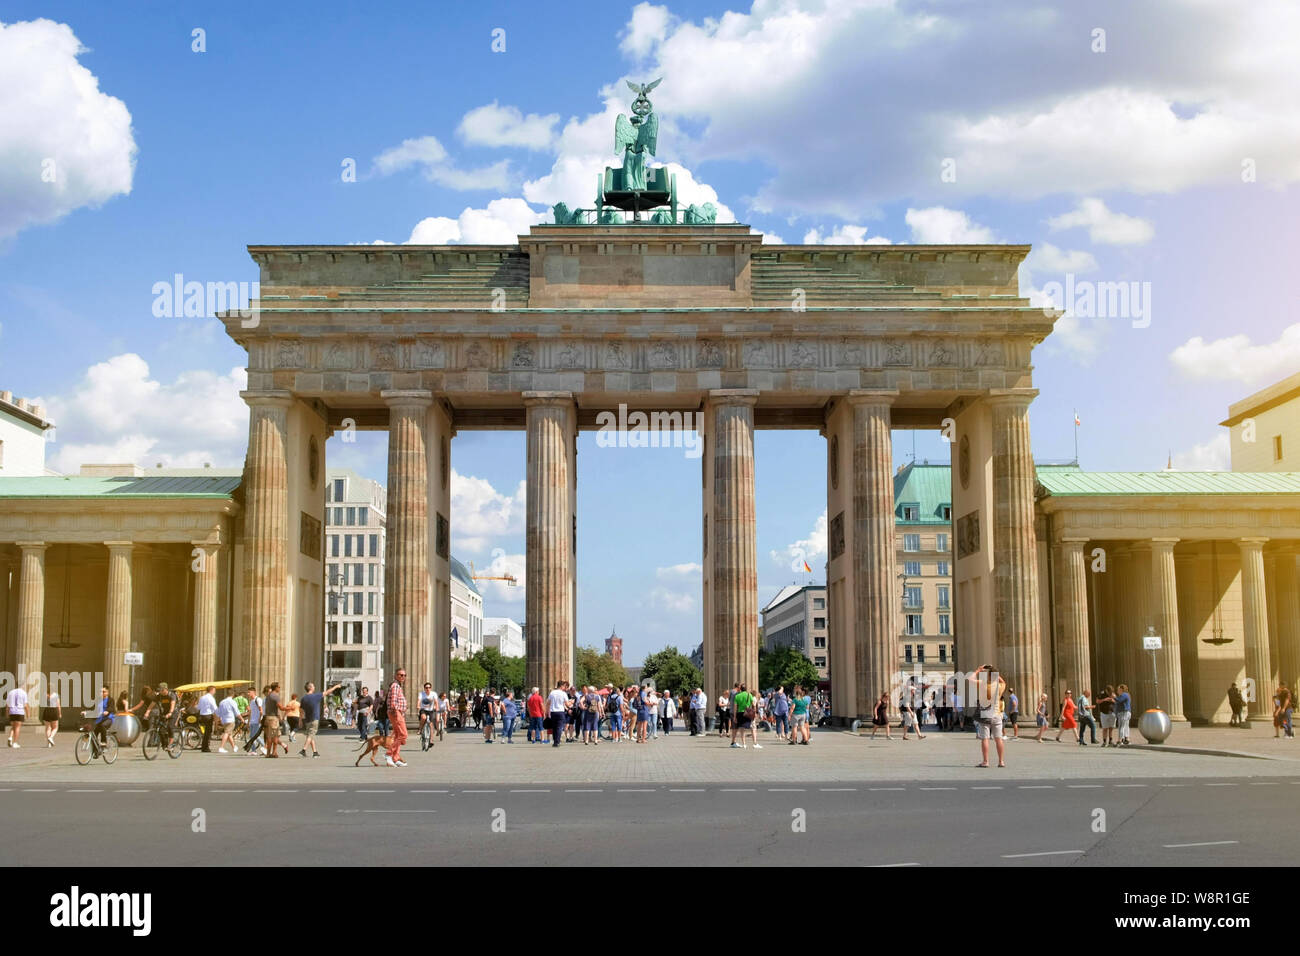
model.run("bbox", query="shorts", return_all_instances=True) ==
[975,715,1003,740]
[735,715,752,729]
[792,713,808,726]
[221,721,235,734]
[40,708,58,722]
[582,711,597,732]
[7,715,23,725]
[302,720,319,739]
[1036,714,1047,728]
[1007,712,1019,725]
[483,716,494,726]
[1100,713,1116,728]
[263,716,281,737]
[609,713,623,730]
[903,712,917,728]
[420,710,435,720]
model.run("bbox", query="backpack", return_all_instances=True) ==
[374,689,388,723]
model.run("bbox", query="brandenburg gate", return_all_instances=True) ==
[219,84,1058,723]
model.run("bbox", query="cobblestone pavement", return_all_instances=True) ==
[3,721,1296,785]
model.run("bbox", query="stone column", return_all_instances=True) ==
[525,392,577,692]
[0,555,11,673]
[1174,549,1201,721]
[988,392,1044,706]
[191,542,221,682]
[15,542,46,683]
[1240,537,1271,718]
[848,392,895,719]
[1149,538,1184,718]
[240,391,292,686]
[707,390,760,698]
[1055,538,1091,699]
[1274,548,1300,692]
[104,542,133,695]
[382,389,433,725]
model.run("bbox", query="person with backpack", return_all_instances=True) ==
[481,687,498,743]
[729,683,761,750]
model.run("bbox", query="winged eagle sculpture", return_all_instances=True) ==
[614,78,661,191]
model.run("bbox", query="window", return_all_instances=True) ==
[902,505,918,521]
[904,645,913,663]
[814,656,826,668]
[344,536,352,557]
[333,478,344,502]
[904,561,921,576]
[369,534,379,557]
[904,534,921,552]
[327,562,337,583]
[329,651,362,669]
[367,621,375,645]
[936,533,949,552]
[351,621,363,644]
[813,617,826,629]
[814,636,826,648]
[904,586,922,608]
[906,614,923,635]
[358,509,367,527]
[940,505,951,520]
[330,535,339,558]
[813,597,825,610]
[351,592,363,615]
[939,614,950,635]
[1275,435,1284,462]
[936,561,950,577]
[327,622,337,644]
[917,645,925,663]
[937,585,950,608]
[346,507,356,526]
[939,644,947,663]
[368,564,376,587]
[368,592,375,615]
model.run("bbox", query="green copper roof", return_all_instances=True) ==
[0,475,241,499]
[1036,470,1300,497]
[894,463,952,524]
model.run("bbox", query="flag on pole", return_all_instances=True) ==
[801,560,812,573]
[1074,412,1081,426]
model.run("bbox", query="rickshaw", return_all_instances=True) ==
[173,680,253,751]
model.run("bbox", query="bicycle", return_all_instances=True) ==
[75,727,119,765]
[420,713,435,751]
[140,721,182,760]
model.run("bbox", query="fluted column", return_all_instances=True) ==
[708,390,759,697]
[1240,537,1271,718]
[383,389,433,725]
[988,391,1044,706]
[15,542,46,683]
[240,391,292,686]
[0,556,11,673]
[104,542,133,695]
[1056,538,1091,698]
[848,391,895,719]
[191,542,221,682]
[1149,538,1184,718]
[1175,550,1201,721]
[1274,548,1300,692]
[525,392,577,691]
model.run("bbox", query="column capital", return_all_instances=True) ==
[190,538,222,552]
[522,390,576,408]
[104,540,134,553]
[15,541,47,552]
[240,389,294,408]
[1150,537,1181,551]
[705,388,759,407]
[984,388,1039,408]
[1239,536,1270,550]
[1058,537,1089,551]
[844,389,899,407]
[381,388,434,409]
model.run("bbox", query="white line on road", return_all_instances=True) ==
[364,809,438,813]
[720,788,756,792]
[66,789,103,793]
[869,787,906,791]
[871,862,920,867]
[1068,785,1102,789]
[819,788,857,792]
[162,789,196,793]
[253,789,297,793]
[463,789,497,793]
[669,788,704,792]
[410,790,448,793]
[920,787,956,791]
[310,789,346,793]
[1163,784,1188,787]
[356,789,395,793]
[1205,783,1238,787]
[1250,782,1280,786]
[1163,840,1239,848]
[509,789,551,793]
[1002,850,1083,859]
[565,789,604,792]
[211,789,245,793]
[617,788,656,792]
[971,786,1003,790]
[22,789,56,792]
[768,788,805,792]
[1114,784,1147,788]
[1018,785,1054,789]
[115,789,149,793]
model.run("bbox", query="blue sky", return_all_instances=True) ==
[2,1,1297,663]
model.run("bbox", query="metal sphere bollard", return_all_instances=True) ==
[110,713,141,745]
[1138,708,1172,744]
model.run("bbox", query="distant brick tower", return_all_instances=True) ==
[605,627,623,665]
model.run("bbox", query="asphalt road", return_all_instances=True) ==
[2,776,1293,866]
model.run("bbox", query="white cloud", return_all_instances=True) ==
[372,135,448,175]
[1019,242,1104,363]
[1170,433,1230,471]
[458,102,560,150]
[1024,241,1099,275]
[372,135,512,191]
[904,207,996,244]
[1168,322,1300,383]
[1047,198,1154,245]
[802,224,891,244]
[450,468,525,548]
[641,562,700,615]
[771,510,827,571]
[656,562,701,579]
[621,3,672,59]
[0,19,137,240]
[406,197,548,244]
[645,586,695,614]
[471,551,526,606]
[40,354,247,473]
[760,230,785,244]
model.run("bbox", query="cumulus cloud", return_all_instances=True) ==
[905,207,996,244]
[0,19,137,240]
[458,102,560,150]
[371,135,512,191]
[621,2,672,58]
[1047,198,1154,245]
[771,510,828,571]
[406,197,548,244]
[39,354,247,473]
[1019,241,1104,363]
[450,468,526,553]
[1170,433,1230,471]
[1168,322,1300,383]
[802,224,891,244]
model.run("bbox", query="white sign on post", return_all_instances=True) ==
[1142,636,1162,651]
[124,652,144,666]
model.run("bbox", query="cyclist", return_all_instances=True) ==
[418,682,437,742]
[437,692,449,736]
[92,686,114,744]
[154,682,178,748]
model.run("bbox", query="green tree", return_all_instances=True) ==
[449,657,487,693]
[473,647,527,694]
[758,645,820,693]
[640,645,703,697]
[574,647,628,690]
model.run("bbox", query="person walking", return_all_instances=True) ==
[771,686,790,741]
[216,688,240,754]
[355,686,372,741]
[659,687,676,734]
[645,686,660,739]
[1054,690,1077,743]
[1005,687,1020,739]
[5,680,28,749]
[244,686,265,754]
[1076,689,1097,746]
[197,685,218,753]
[547,681,570,748]
[690,687,706,736]
[789,685,812,745]
[1227,683,1243,727]
[729,683,761,749]
[384,668,409,767]
[283,693,302,743]
[481,688,497,744]
[41,684,62,749]
[1114,684,1132,746]
[501,690,519,743]
[870,692,892,740]
[526,686,545,743]
[972,664,1007,768]
[1272,685,1292,739]
[1095,686,1116,747]
[900,696,926,741]
[299,680,342,757]
[262,682,284,758]
[1034,692,1050,742]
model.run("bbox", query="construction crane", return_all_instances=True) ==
[469,561,517,587]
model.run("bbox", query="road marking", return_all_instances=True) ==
[364,809,438,814]
[0,789,12,792]
[720,788,756,792]
[463,789,497,793]
[819,788,857,792]
[1205,783,1238,787]
[871,862,920,867]
[410,790,448,793]
[66,789,103,793]
[1163,784,1188,787]
[768,788,806,792]
[1163,840,1239,848]
[565,789,603,792]
[617,788,656,792]
[509,789,551,793]
[1114,784,1147,788]
[1018,785,1054,789]
[970,786,1003,790]
[1068,785,1102,789]
[253,789,297,793]
[1250,782,1280,786]
[356,789,395,793]
[211,789,245,793]
[310,789,346,793]
[869,787,906,791]
[669,788,704,792]
[115,789,149,793]
[1002,850,1083,859]
[920,787,957,791]
[162,789,196,793]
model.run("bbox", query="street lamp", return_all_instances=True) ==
[325,571,347,690]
